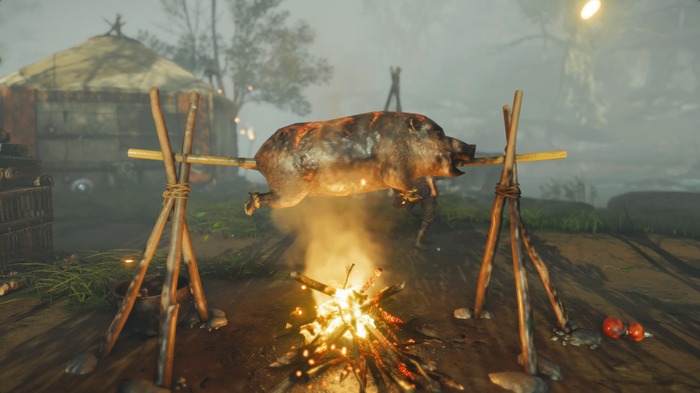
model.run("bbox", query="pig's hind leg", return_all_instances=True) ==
[244,189,308,216]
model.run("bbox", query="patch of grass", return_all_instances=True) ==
[198,253,274,279]
[187,198,270,238]
[13,249,163,311]
[10,247,275,311]
[435,195,698,239]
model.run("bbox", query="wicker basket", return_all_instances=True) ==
[0,187,54,264]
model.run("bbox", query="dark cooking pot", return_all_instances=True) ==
[113,274,193,336]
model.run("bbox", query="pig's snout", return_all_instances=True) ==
[450,138,476,165]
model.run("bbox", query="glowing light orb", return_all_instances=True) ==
[580,0,601,20]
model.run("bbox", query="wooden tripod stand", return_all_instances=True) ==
[98,88,217,388]
[469,90,573,375]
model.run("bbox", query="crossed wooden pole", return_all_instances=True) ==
[99,88,213,388]
[469,90,573,375]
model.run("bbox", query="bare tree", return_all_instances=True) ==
[137,0,215,79]
[513,0,700,127]
[138,0,332,122]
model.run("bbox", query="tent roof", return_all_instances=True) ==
[0,35,212,93]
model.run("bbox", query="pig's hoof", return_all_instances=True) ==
[244,192,261,216]
[399,188,422,203]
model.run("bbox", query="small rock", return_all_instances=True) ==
[65,351,98,375]
[453,307,472,320]
[453,308,493,320]
[203,310,228,331]
[190,308,228,330]
[489,371,549,393]
[567,328,602,349]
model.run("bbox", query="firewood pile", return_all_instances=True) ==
[0,127,54,267]
[270,267,463,392]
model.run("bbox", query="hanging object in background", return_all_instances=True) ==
[602,316,654,341]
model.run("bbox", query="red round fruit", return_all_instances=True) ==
[603,316,625,339]
[626,322,645,341]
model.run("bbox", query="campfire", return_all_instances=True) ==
[270,266,463,392]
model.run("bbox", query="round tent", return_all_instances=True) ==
[0,35,237,188]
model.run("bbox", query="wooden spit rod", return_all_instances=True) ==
[127,148,566,169]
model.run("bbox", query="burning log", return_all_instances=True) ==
[272,267,463,392]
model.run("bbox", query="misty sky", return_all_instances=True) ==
[1,0,698,206]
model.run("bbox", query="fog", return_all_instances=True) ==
[1,0,698,206]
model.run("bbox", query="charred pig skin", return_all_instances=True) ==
[245,111,475,215]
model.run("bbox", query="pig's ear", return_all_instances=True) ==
[408,118,417,133]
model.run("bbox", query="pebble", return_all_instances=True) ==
[189,307,229,330]
[563,328,602,349]
[64,351,98,375]
[453,308,494,320]
[489,371,549,393]
[203,308,228,331]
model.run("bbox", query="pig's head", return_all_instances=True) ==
[406,115,476,178]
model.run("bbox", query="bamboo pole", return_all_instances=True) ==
[181,221,210,322]
[100,197,175,357]
[157,304,180,388]
[519,221,572,333]
[502,96,537,375]
[509,198,537,375]
[155,90,198,388]
[127,148,565,170]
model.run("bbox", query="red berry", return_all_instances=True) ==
[626,322,645,341]
[603,316,625,339]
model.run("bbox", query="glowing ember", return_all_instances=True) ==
[122,256,136,267]
[270,266,463,392]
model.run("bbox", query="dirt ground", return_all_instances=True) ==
[1,211,700,393]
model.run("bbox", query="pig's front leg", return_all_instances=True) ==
[397,189,422,203]
[244,189,308,216]
[381,165,422,203]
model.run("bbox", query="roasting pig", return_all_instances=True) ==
[244,111,476,216]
